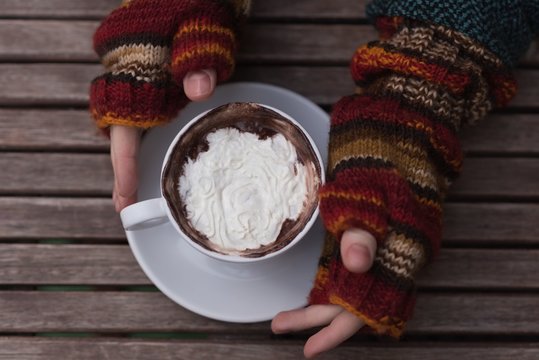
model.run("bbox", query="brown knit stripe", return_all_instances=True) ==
[393,21,503,70]
[375,230,427,280]
[430,24,504,69]
[110,63,168,83]
[367,74,465,131]
[378,27,495,125]
[100,43,171,83]
[386,26,459,64]
[329,130,444,193]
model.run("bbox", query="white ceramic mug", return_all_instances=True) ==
[120,102,324,263]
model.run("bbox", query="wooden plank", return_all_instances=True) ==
[417,249,539,289]
[1,244,538,289]
[0,339,538,360]
[0,291,537,334]
[450,158,539,199]
[1,153,538,198]
[1,198,538,243]
[460,114,539,155]
[0,197,124,240]
[442,203,539,244]
[0,21,374,62]
[0,64,537,108]
[0,64,98,106]
[1,110,537,154]
[0,153,111,195]
[0,109,107,151]
[0,0,117,19]
[0,20,97,61]
[0,0,367,20]
[0,244,148,285]
[0,21,537,67]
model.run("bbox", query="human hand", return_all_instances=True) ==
[110,69,217,212]
[271,228,377,358]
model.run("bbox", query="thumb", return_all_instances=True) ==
[340,228,377,273]
[183,69,217,101]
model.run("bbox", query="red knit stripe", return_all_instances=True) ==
[90,77,184,122]
[330,95,462,171]
[93,2,182,53]
[321,166,442,250]
[328,263,415,326]
[319,195,388,241]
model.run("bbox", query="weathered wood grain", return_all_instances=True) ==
[460,114,539,155]
[0,20,97,61]
[0,338,538,360]
[0,244,149,285]
[0,109,107,151]
[0,22,378,63]
[1,154,538,198]
[1,110,538,155]
[0,21,537,66]
[0,1,367,21]
[0,197,124,240]
[0,291,537,334]
[0,0,117,19]
[1,199,538,244]
[450,158,539,199]
[0,64,538,107]
[1,244,538,289]
[0,0,367,20]
[0,153,111,195]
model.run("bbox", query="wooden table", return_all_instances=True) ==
[1,1,538,358]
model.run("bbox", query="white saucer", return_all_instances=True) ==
[126,82,330,323]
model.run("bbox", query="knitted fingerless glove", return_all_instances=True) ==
[90,0,250,130]
[307,0,538,336]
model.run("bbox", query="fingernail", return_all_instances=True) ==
[187,71,211,97]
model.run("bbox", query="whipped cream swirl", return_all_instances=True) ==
[178,127,308,253]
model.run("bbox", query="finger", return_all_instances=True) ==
[340,228,377,273]
[271,305,342,334]
[304,311,364,359]
[110,126,141,212]
[183,69,216,101]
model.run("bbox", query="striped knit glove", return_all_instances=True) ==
[308,17,520,337]
[90,0,250,130]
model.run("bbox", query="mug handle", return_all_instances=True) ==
[120,198,168,231]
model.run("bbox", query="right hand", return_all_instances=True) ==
[110,69,217,212]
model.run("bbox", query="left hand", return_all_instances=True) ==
[110,69,217,212]
[271,228,377,358]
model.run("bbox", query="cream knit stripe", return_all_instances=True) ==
[376,230,427,280]
[103,43,171,83]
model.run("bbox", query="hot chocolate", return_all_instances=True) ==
[162,102,322,258]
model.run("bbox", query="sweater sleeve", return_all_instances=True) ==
[89,0,250,130]
[308,1,534,337]
[366,0,539,68]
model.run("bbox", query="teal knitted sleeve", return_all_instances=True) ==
[366,0,539,68]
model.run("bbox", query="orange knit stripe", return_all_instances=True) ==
[172,43,234,67]
[329,294,405,338]
[354,46,469,93]
[319,190,385,208]
[175,23,235,40]
[313,267,329,288]
[93,111,169,129]
[325,214,385,238]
